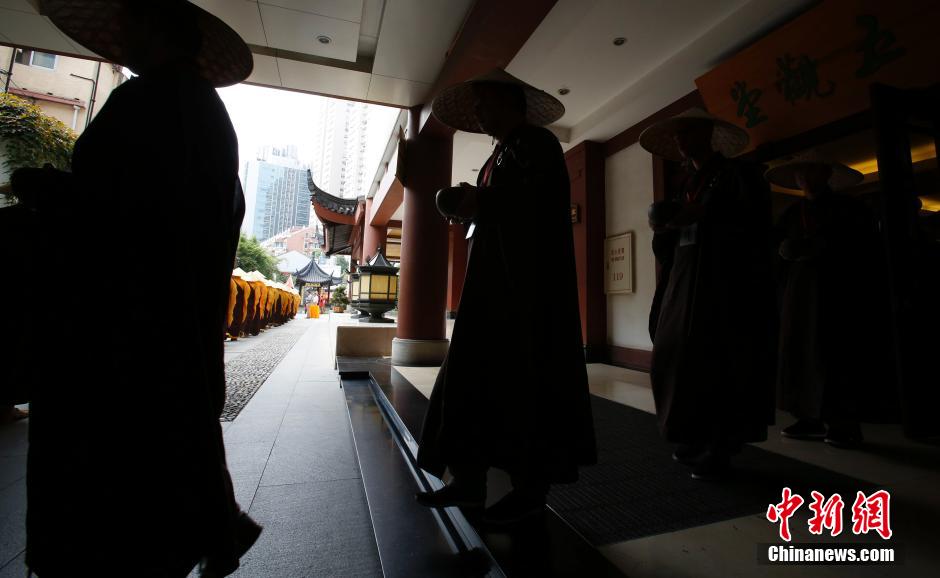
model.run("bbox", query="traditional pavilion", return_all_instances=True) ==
[293,256,344,303]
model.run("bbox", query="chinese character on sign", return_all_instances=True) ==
[775,53,835,104]
[851,490,892,539]
[767,487,804,542]
[855,14,906,78]
[731,80,768,128]
[807,491,844,537]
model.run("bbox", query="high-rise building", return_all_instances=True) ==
[309,100,371,198]
[241,145,311,241]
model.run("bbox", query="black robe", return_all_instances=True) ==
[22,66,243,575]
[417,125,596,484]
[649,154,776,444]
[775,194,895,422]
[0,205,35,407]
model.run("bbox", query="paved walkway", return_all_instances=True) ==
[223,313,381,576]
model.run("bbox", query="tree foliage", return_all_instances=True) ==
[236,234,279,279]
[0,93,77,200]
[334,255,350,276]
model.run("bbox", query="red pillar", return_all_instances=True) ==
[362,197,388,262]
[566,141,607,361]
[392,108,453,365]
[447,224,468,318]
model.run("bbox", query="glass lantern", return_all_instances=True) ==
[356,246,399,323]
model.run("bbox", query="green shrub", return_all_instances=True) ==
[0,93,77,201]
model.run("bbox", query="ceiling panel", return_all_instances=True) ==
[260,3,360,62]
[0,1,37,11]
[0,10,79,54]
[276,57,371,100]
[62,41,101,59]
[507,0,747,128]
[565,0,813,144]
[360,0,384,38]
[358,35,378,58]
[367,74,429,107]
[244,53,281,87]
[260,0,363,23]
[371,0,473,84]
[193,0,268,46]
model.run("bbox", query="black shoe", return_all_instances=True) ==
[199,513,263,577]
[825,424,863,449]
[483,491,545,527]
[690,453,731,481]
[672,443,706,466]
[781,419,826,440]
[416,484,485,509]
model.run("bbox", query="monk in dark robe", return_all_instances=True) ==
[642,109,776,480]
[12,2,259,575]
[768,157,880,448]
[0,203,33,424]
[416,70,596,525]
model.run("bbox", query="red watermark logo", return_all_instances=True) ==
[766,488,892,542]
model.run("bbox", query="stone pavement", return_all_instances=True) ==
[221,321,310,421]
[222,312,381,576]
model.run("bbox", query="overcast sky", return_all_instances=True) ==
[216,83,401,189]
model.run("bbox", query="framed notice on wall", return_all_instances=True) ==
[605,232,633,294]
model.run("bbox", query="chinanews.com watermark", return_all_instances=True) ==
[758,487,901,566]
[758,543,901,565]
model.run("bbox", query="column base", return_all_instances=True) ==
[391,337,449,367]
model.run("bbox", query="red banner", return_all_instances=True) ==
[695,0,940,152]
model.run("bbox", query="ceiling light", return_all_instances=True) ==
[558,87,570,96]
[317,35,332,45]
[613,37,627,46]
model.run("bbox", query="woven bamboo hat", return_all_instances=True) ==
[639,108,749,162]
[431,68,565,133]
[764,151,864,191]
[40,0,252,87]
[232,267,247,278]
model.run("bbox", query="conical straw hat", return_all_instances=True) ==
[41,0,253,87]
[431,68,565,134]
[764,151,864,191]
[639,108,749,162]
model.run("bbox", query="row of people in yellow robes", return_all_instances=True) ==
[226,268,301,340]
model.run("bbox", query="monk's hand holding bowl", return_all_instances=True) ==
[648,200,681,232]
[436,182,480,223]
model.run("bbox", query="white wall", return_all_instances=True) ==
[605,142,655,351]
